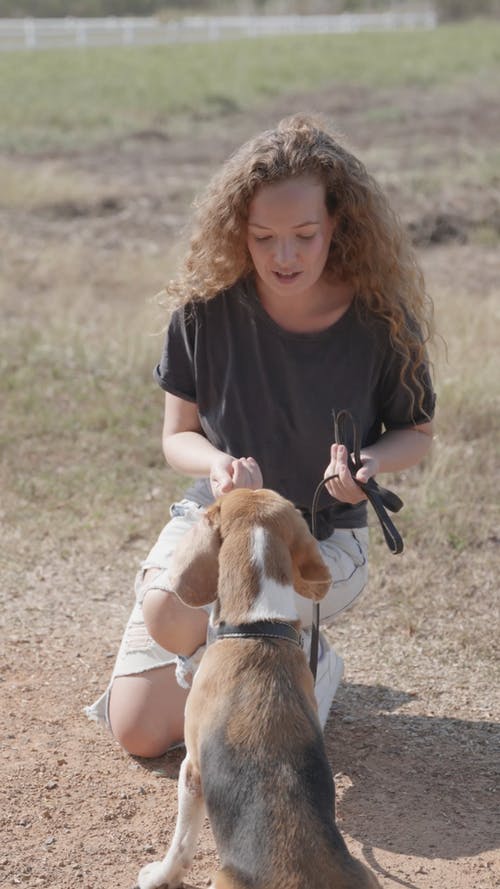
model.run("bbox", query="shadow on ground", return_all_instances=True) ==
[325,682,498,863]
[130,679,497,889]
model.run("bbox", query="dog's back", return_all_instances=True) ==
[188,638,378,889]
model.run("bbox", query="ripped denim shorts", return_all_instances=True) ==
[85,499,368,728]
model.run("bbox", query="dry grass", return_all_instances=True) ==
[0,239,179,575]
[0,159,112,210]
[1,130,498,595]
[2,205,498,539]
[413,282,498,548]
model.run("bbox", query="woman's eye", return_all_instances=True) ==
[296,233,316,241]
[254,235,272,242]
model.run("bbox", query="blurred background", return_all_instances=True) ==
[1,0,500,20]
[1,3,499,888]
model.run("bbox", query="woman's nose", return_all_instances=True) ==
[274,238,296,266]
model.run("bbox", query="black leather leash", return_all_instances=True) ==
[333,409,404,555]
[309,409,405,680]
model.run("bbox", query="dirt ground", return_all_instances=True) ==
[1,79,499,889]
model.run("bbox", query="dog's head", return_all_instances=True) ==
[168,488,331,622]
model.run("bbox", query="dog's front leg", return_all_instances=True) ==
[138,755,205,889]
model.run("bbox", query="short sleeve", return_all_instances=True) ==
[153,305,197,402]
[379,346,436,430]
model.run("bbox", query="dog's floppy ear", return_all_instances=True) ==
[290,509,331,601]
[168,503,221,607]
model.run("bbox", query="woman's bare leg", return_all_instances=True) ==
[109,666,188,758]
[108,568,208,758]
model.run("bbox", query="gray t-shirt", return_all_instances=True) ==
[155,277,435,530]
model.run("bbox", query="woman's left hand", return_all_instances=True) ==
[230,456,264,490]
[324,444,379,504]
[210,455,263,497]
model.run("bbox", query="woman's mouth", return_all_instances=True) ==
[273,270,301,283]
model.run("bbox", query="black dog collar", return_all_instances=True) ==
[215,620,302,648]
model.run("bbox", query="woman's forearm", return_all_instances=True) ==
[362,424,434,475]
[163,431,263,495]
[163,430,226,477]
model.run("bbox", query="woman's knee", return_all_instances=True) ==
[108,670,186,758]
[111,716,175,759]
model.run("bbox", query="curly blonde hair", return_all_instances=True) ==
[168,113,434,413]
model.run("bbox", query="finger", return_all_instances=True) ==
[231,459,250,489]
[355,467,372,484]
[243,456,258,474]
[324,445,339,496]
[243,456,263,487]
[337,460,354,487]
[211,470,234,496]
[335,444,349,469]
[325,480,338,498]
[231,457,261,489]
[336,446,363,489]
[327,481,366,504]
[324,444,338,479]
[324,465,335,483]
[326,445,366,503]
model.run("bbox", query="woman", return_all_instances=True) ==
[86,114,435,757]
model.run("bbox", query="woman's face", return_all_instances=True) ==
[246,176,336,303]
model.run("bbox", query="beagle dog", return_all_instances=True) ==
[138,488,381,889]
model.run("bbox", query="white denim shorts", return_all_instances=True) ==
[85,499,368,728]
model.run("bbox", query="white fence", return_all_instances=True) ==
[0,11,437,51]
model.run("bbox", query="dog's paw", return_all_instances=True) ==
[137,859,181,889]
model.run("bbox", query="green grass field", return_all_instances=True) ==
[0,20,499,152]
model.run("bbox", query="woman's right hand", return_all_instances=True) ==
[210,454,263,498]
